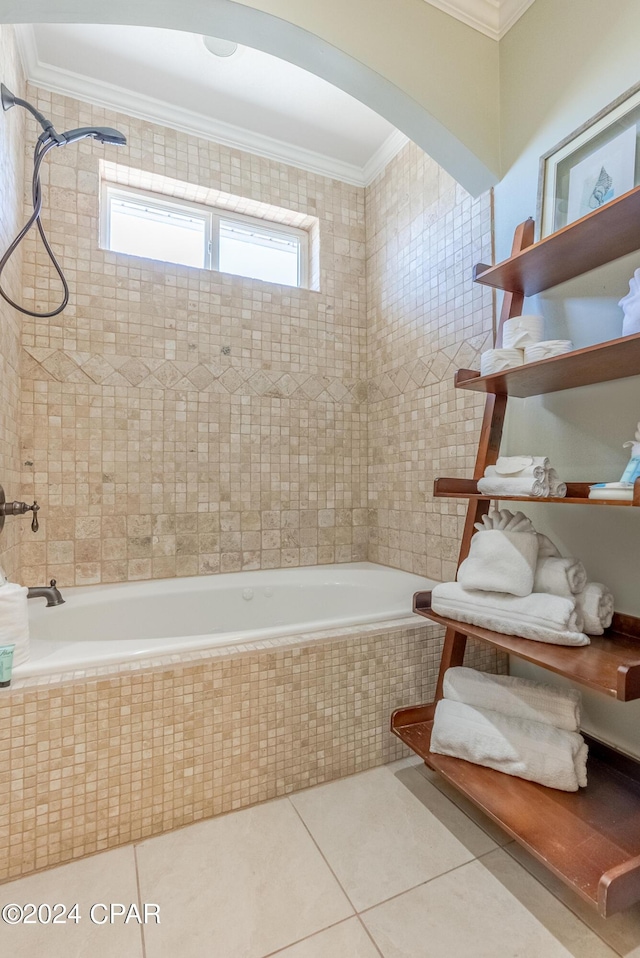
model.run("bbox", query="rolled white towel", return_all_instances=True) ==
[548,468,567,498]
[477,476,550,498]
[431,581,588,646]
[457,529,539,597]
[485,465,546,480]
[575,582,614,635]
[431,699,588,791]
[443,666,581,732]
[0,581,30,667]
[502,315,545,350]
[491,456,550,476]
[523,340,574,363]
[537,533,561,558]
[481,349,524,376]
[534,556,587,596]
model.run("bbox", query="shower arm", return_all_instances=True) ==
[0,84,61,142]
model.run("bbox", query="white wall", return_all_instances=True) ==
[496,0,640,756]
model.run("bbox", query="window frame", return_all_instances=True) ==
[100,182,310,288]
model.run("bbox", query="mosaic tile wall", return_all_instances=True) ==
[18,85,367,587]
[0,623,504,881]
[0,26,25,581]
[365,142,495,579]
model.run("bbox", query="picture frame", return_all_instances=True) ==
[537,82,640,239]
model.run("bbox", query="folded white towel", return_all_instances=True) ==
[534,556,587,596]
[502,315,545,350]
[481,349,525,376]
[458,529,539,597]
[443,666,581,732]
[537,533,561,558]
[431,581,589,646]
[548,468,567,498]
[575,582,614,635]
[431,699,588,791]
[0,582,30,667]
[477,476,549,498]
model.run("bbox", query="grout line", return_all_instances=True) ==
[356,914,385,957]
[257,916,359,958]
[286,796,359,914]
[287,781,498,918]
[132,845,148,958]
[356,847,499,917]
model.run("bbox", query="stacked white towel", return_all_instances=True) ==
[478,317,574,375]
[477,455,567,499]
[0,581,30,667]
[431,698,588,792]
[443,667,581,731]
[444,507,615,644]
[432,581,589,646]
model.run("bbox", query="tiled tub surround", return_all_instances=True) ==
[0,618,504,882]
[0,26,26,582]
[21,563,436,678]
[365,143,494,581]
[18,84,368,587]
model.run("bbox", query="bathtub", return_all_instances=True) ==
[18,562,436,679]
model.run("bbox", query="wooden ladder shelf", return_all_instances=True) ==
[391,213,640,918]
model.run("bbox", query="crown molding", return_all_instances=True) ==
[424,0,535,40]
[14,25,406,187]
[362,129,409,185]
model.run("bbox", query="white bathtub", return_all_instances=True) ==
[18,563,436,679]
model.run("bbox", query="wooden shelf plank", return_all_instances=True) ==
[433,477,640,507]
[455,333,640,398]
[390,712,640,917]
[474,186,640,296]
[412,592,640,701]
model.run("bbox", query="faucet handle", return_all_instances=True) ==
[30,502,39,533]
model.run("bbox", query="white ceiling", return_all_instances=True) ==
[16,24,405,187]
[15,3,536,186]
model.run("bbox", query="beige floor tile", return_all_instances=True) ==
[505,841,640,957]
[290,765,495,911]
[137,798,353,958]
[414,760,512,845]
[271,918,381,957]
[362,850,617,958]
[0,847,143,958]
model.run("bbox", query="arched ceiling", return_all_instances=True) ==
[0,0,502,195]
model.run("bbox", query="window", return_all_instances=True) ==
[101,184,309,288]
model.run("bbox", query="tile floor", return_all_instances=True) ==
[2,758,640,957]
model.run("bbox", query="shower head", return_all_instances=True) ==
[59,127,127,147]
